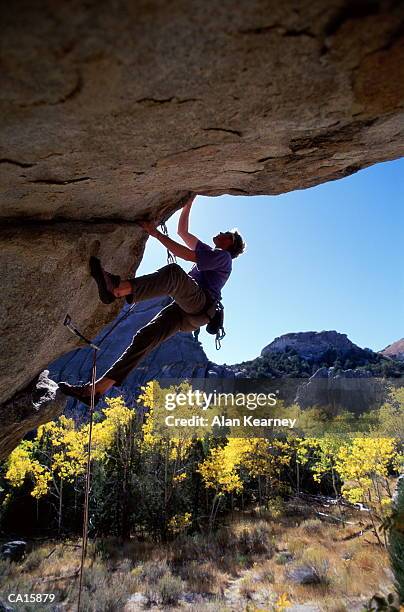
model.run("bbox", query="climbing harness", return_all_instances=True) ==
[193,299,226,350]
[205,300,226,350]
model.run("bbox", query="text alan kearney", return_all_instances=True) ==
[165,415,297,428]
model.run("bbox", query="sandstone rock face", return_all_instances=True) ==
[0,221,145,406]
[261,330,366,361]
[1,1,403,451]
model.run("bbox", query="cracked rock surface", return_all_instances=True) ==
[0,0,403,453]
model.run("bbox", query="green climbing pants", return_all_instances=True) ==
[103,263,216,385]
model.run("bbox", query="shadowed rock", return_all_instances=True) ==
[286,564,325,585]
[0,221,146,407]
[0,370,66,461]
[295,366,386,414]
[1,541,27,563]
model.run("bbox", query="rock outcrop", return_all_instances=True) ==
[261,330,371,362]
[1,1,403,451]
[381,338,404,361]
[294,366,386,413]
[0,370,66,461]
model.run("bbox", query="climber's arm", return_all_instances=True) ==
[139,221,197,262]
[177,194,199,249]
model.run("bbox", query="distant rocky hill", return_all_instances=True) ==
[381,338,404,362]
[234,330,404,379]
[228,331,403,413]
[261,331,371,362]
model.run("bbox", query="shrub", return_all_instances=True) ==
[70,565,138,611]
[157,572,184,606]
[140,560,185,605]
[115,557,132,572]
[275,551,293,565]
[92,537,121,561]
[144,568,184,606]
[300,545,330,584]
[287,538,306,557]
[77,585,129,612]
[82,564,109,593]
[235,553,248,567]
[179,560,214,593]
[139,559,169,583]
[215,526,231,550]
[239,575,256,599]
[299,518,323,535]
[23,548,44,571]
[266,495,285,519]
[236,522,274,556]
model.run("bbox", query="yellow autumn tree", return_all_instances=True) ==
[4,397,134,532]
[241,438,292,504]
[137,381,207,538]
[335,436,399,545]
[5,441,51,499]
[198,437,294,525]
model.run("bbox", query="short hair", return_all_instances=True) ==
[227,229,246,259]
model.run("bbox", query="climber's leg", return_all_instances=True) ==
[113,281,133,297]
[115,263,208,314]
[59,299,212,404]
[102,301,189,386]
[59,302,186,402]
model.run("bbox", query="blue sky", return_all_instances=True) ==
[137,158,404,364]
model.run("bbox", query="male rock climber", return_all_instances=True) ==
[59,194,246,405]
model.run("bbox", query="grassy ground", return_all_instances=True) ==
[0,498,398,611]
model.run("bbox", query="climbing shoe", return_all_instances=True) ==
[89,256,120,304]
[59,382,101,407]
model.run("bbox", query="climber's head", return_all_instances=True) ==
[213,229,246,259]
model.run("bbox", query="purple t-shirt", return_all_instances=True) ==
[188,240,232,300]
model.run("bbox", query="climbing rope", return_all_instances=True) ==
[97,301,138,345]
[64,303,137,612]
[67,216,177,608]
[77,348,96,612]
